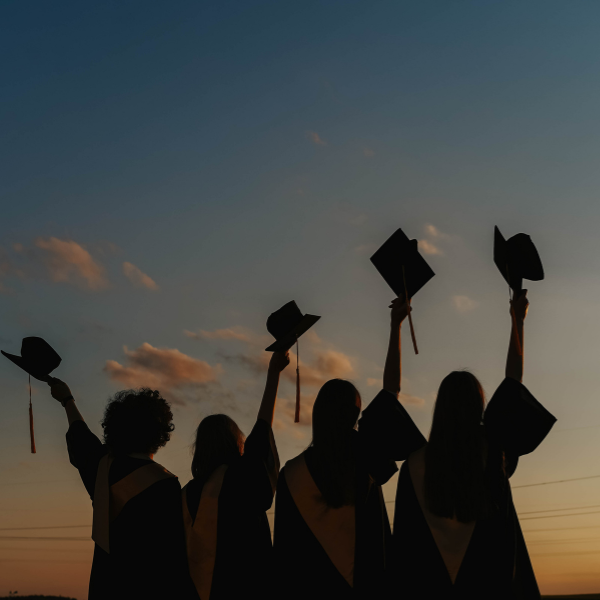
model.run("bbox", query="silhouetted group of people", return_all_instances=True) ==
[44,290,554,600]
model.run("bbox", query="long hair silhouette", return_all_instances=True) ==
[310,379,361,508]
[424,371,492,522]
[191,414,245,484]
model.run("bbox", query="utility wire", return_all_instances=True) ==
[513,474,600,489]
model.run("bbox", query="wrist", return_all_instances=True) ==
[60,396,74,408]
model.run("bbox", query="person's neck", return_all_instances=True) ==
[128,452,154,460]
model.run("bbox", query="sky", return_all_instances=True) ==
[1,0,600,596]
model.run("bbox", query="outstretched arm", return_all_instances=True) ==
[383,296,410,397]
[257,351,290,426]
[47,378,84,426]
[505,292,529,382]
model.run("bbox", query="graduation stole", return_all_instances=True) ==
[182,465,228,600]
[407,450,476,583]
[91,454,177,554]
[284,454,356,587]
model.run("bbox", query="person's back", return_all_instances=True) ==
[48,382,197,600]
[391,293,556,600]
[182,352,288,600]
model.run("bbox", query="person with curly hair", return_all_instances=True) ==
[182,350,290,600]
[47,380,198,600]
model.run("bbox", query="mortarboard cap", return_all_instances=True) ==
[265,301,320,352]
[494,226,544,295]
[2,337,61,381]
[370,229,435,300]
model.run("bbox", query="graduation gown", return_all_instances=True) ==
[182,418,279,600]
[274,390,427,600]
[66,420,197,600]
[392,378,557,600]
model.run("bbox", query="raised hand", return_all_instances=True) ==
[47,377,74,405]
[269,351,291,373]
[510,290,529,322]
[390,296,411,326]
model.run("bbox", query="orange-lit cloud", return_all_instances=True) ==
[122,261,159,290]
[306,130,327,146]
[35,237,109,291]
[105,343,221,404]
[185,327,251,342]
[419,239,443,256]
[453,295,478,313]
[366,377,425,406]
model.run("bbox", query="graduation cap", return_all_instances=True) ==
[485,377,556,456]
[265,301,320,423]
[370,228,435,354]
[494,227,544,356]
[494,226,544,296]
[2,337,62,453]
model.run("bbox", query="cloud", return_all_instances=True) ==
[424,224,452,240]
[354,243,377,254]
[104,343,222,404]
[122,261,159,290]
[363,147,374,157]
[306,131,327,146]
[35,237,109,290]
[366,377,380,387]
[185,327,251,342]
[418,239,443,256]
[453,295,479,313]
[286,349,355,388]
[399,392,426,406]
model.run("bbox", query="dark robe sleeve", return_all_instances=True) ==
[358,389,427,484]
[65,420,108,499]
[236,418,279,511]
[485,378,557,476]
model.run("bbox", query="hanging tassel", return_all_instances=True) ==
[294,339,300,424]
[402,265,419,355]
[29,374,36,454]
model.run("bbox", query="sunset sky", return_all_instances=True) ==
[2,1,600,597]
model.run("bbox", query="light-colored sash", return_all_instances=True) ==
[284,454,355,587]
[408,447,476,583]
[91,454,177,554]
[182,465,228,600]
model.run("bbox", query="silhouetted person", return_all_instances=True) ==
[182,350,290,600]
[47,379,197,600]
[273,298,426,600]
[391,293,556,599]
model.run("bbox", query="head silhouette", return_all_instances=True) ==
[191,414,245,483]
[424,371,491,522]
[310,379,361,508]
[102,388,174,456]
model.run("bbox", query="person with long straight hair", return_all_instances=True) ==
[391,292,556,599]
[182,350,290,600]
[273,298,426,600]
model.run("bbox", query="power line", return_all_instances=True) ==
[524,525,600,533]
[521,510,600,521]
[513,474,600,489]
[0,536,91,541]
[519,504,600,515]
[0,479,79,488]
[0,524,90,532]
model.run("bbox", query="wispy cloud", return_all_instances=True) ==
[424,224,452,240]
[35,237,109,291]
[452,295,479,313]
[306,130,327,146]
[418,239,443,256]
[104,343,222,404]
[185,327,251,342]
[122,261,159,290]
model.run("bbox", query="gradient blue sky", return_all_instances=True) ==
[2,1,600,596]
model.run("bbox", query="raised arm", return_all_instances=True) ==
[257,351,290,426]
[383,296,410,397]
[505,291,529,382]
[47,377,84,426]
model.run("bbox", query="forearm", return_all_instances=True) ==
[257,369,280,426]
[383,321,401,397]
[63,398,84,426]
[505,316,524,382]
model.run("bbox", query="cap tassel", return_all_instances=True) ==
[402,265,419,355]
[29,374,36,454]
[294,339,300,424]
